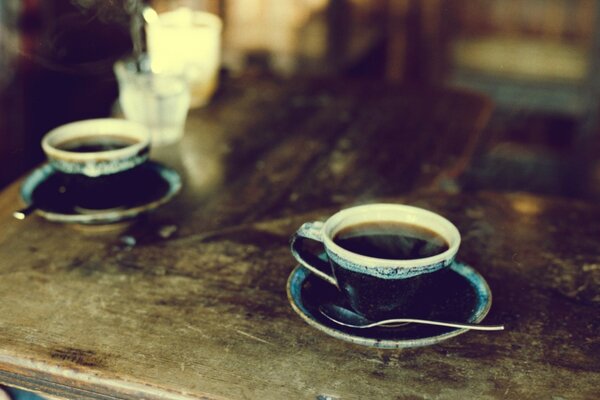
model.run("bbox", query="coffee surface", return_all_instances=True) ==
[56,135,138,153]
[333,221,449,260]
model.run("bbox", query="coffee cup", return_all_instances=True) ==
[42,118,151,177]
[41,118,151,210]
[290,203,461,320]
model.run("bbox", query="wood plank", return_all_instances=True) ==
[0,193,598,399]
[0,78,533,400]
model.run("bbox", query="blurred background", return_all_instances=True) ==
[1,0,600,199]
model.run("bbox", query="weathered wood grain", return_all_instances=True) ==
[0,192,599,399]
[10,78,600,400]
[138,78,493,237]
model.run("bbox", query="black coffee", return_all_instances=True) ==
[333,221,449,260]
[56,135,138,153]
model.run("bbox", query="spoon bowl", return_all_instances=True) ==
[319,303,504,331]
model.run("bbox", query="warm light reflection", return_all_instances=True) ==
[179,119,224,193]
[142,6,159,26]
[452,37,588,82]
[511,195,544,216]
[224,0,330,73]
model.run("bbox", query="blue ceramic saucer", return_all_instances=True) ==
[20,161,181,224]
[287,261,492,349]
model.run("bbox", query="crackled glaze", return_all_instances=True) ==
[42,118,151,177]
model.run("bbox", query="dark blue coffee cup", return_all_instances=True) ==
[290,203,461,320]
[41,119,151,210]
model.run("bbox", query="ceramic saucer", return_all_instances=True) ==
[287,261,492,349]
[20,161,181,224]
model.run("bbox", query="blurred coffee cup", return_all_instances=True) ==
[41,118,151,209]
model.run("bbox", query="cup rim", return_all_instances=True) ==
[321,203,461,268]
[42,118,151,162]
[157,7,223,31]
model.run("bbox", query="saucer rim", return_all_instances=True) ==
[286,261,493,349]
[20,161,182,224]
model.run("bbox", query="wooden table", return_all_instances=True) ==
[1,78,597,399]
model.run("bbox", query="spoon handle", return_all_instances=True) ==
[372,318,504,331]
[13,204,37,220]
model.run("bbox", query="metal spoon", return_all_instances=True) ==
[319,303,505,331]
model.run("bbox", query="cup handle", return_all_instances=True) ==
[290,221,338,287]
